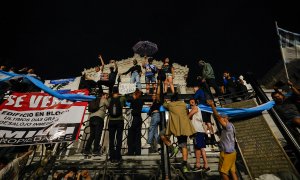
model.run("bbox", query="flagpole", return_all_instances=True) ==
[275,21,290,80]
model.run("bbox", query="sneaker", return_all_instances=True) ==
[169,146,179,158]
[191,166,203,172]
[142,144,151,148]
[182,165,189,173]
[92,151,102,156]
[202,167,211,173]
[156,144,161,152]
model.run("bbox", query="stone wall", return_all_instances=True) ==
[82,54,189,94]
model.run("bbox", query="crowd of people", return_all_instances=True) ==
[1,55,300,179]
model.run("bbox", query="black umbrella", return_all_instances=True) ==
[132,41,158,56]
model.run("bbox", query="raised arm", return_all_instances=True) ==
[98,54,105,71]
[17,150,33,162]
[114,61,118,73]
[288,80,300,95]
[206,100,227,127]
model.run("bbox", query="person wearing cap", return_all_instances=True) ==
[206,99,238,180]
[198,60,221,98]
[120,59,142,91]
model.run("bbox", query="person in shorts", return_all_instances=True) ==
[207,100,238,180]
[142,57,157,94]
[188,98,210,172]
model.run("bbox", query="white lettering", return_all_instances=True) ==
[29,95,43,108]
[0,130,26,138]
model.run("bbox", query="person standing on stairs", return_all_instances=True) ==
[207,100,238,180]
[188,98,210,172]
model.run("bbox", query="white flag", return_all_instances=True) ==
[277,27,300,63]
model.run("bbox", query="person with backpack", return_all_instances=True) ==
[142,57,157,95]
[143,94,161,151]
[83,93,109,156]
[127,90,144,155]
[107,89,127,163]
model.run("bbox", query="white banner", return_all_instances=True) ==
[118,83,136,95]
[44,77,81,93]
[278,27,300,63]
[0,90,88,146]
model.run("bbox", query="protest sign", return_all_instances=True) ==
[0,90,88,146]
[118,83,136,95]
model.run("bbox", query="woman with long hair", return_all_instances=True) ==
[161,58,175,94]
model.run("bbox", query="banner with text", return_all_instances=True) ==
[119,83,136,95]
[0,90,88,147]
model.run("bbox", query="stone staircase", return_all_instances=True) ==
[24,143,224,179]
[224,99,299,179]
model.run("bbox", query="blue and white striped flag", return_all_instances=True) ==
[277,27,300,63]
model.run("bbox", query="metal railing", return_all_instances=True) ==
[245,72,300,174]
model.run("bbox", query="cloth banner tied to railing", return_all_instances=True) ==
[127,101,275,119]
[0,90,88,146]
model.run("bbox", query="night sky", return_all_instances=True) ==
[1,0,299,86]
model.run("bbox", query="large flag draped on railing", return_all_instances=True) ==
[0,90,88,146]
[0,70,95,102]
[127,101,275,118]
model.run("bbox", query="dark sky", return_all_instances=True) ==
[1,0,299,86]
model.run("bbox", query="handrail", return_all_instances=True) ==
[245,72,300,171]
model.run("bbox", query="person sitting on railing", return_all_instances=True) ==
[119,59,142,91]
[221,71,239,102]
[161,57,175,95]
[197,60,222,98]
[162,93,197,173]
[236,77,249,100]
[142,57,157,95]
[127,90,144,155]
[21,68,42,92]
[271,81,300,128]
